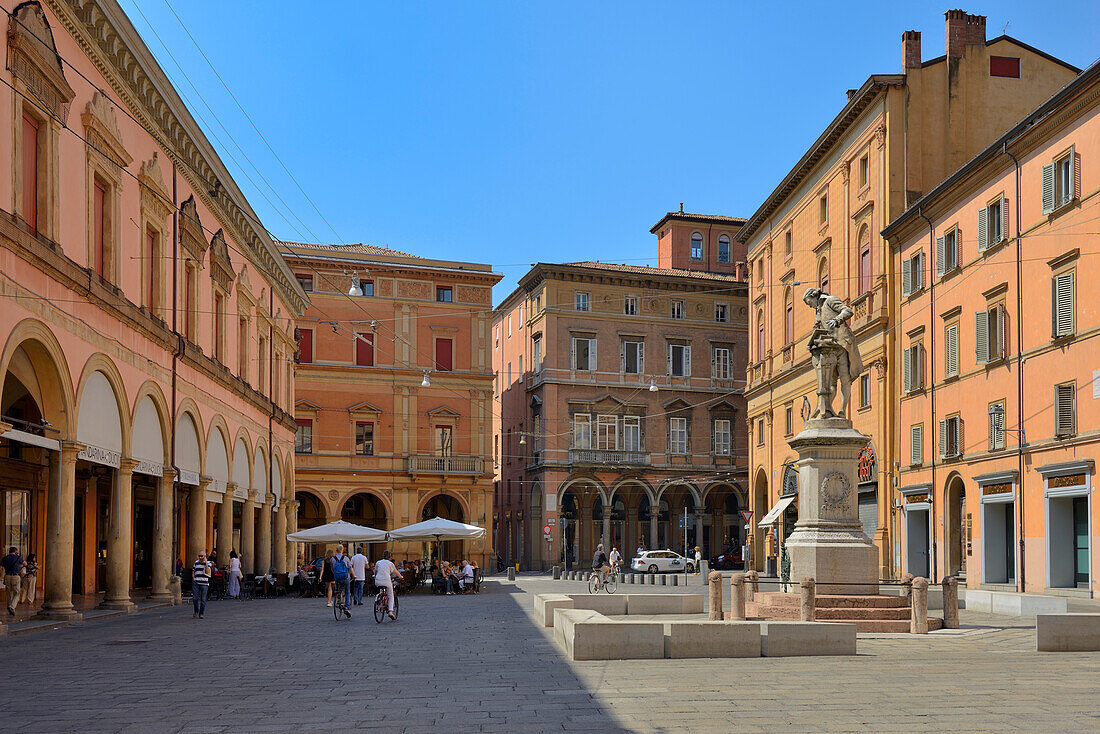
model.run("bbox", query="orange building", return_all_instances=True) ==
[493,212,749,570]
[0,0,306,620]
[883,59,1100,597]
[741,10,1079,580]
[281,243,500,567]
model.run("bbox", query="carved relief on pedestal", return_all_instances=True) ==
[819,472,851,518]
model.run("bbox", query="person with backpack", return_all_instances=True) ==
[330,545,352,616]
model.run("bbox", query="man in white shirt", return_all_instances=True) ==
[609,546,623,571]
[373,550,403,619]
[458,559,475,592]
[350,546,369,606]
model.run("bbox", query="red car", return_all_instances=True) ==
[709,547,744,570]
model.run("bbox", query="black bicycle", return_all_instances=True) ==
[374,585,399,623]
[333,588,351,621]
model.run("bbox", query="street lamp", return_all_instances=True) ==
[421,371,431,387]
[988,403,1024,442]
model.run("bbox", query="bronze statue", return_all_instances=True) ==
[803,288,863,419]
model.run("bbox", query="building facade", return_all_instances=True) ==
[0,0,306,619]
[282,243,500,567]
[883,59,1100,597]
[493,213,749,570]
[741,10,1079,580]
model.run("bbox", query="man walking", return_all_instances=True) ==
[192,550,212,619]
[350,545,368,605]
[2,547,22,616]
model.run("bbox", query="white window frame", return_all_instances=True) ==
[671,299,685,320]
[715,303,728,323]
[573,413,592,449]
[690,232,704,260]
[571,336,596,371]
[623,416,641,452]
[668,343,691,377]
[575,291,590,312]
[1043,146,1076,214]
[713,347,731,379]
[596,415,618,451]
[978,194,1007,252]
[532,337,542,370]
[713,419,731,456]
[621,339,644,375]
[902,251,924,297]
[669,417,688,455]
[624,296,637,316]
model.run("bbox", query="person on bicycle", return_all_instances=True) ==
[591,544,609,583]
[331,545,352,616]
[374,550,403,619]
[609,546,623,573]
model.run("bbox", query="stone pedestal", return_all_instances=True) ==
[785,418,878,595]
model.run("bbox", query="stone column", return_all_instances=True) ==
[911,577,929,634]
[284,500,299,571]
[147,469,175,601]
[800,577,816,621]
[942,576,960,630]
[257,499,272,573]
[240,491,257,575]
[273,502,287,573]
[648,507,658,550]
[216,486,234,563]
[101,460,137,611]
[40,441,83,620]
[729,573,747,620]
[707,571,724,620]
[602,514,610,550]
[187,478,212,563]
[694,510,704,555]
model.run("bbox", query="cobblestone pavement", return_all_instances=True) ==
[5,575,1100,733]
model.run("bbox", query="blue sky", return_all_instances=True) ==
[121,1,1100,304]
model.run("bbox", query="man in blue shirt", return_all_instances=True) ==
[2,547,23,616]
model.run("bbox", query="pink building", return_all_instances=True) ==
[883,60,1100,597]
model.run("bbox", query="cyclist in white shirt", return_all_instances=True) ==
[609,546,623,572]
[373,550,403,619]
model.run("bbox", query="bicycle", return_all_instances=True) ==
[333,587,351,621]
[374,585,400,623]
[587,565,618,594]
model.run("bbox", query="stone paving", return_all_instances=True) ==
[3,574,1100,732]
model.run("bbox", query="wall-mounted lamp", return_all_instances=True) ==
[421,371,431,387]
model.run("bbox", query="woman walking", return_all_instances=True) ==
[227,551,242,598]
[321,549,335,607]
[19,553,37,605]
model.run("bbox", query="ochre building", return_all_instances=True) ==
[883,59,1100,597]
[494,212,749,570]
[282,243,500,567]
[0,0,307,620]
[741,10,1079,581]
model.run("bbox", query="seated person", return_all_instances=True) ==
[458,559,475,591]
[431,563,447,594]
[296,564,313,596]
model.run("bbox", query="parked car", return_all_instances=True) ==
[631,550,695,574]
[709,547,744,570]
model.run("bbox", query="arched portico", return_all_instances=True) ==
[556,475,606,568]
[944,472,967,580]
[130,383,172,599]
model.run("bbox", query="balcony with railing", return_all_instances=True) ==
[407,454,482,474]
[568,449,650,466]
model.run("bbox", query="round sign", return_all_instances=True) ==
[542,524,552,535]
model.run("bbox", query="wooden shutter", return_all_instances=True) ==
[1052,272,1075,337]
[902,257,912,297]
[1055,384,1076,436]
[1042,163,1055,213]
[938,419,947,459]
[911,425,922,465]
[1067,145,1077,204]
[297,328,313,363]
[903,347,912,393]
[913,253,923,291]
[356,333,373,366]
[989,406,1004,449]
[954,417,963,457]
[1000,195,1009,243]
[435,338,453,371]
[945,324,958,377]
[977,206,988,252]
[974,311,989,365]
[936,236,946,277]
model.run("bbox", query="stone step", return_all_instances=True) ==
[754,592,909,609]
[814,606,910,620]
[834,618,946,633]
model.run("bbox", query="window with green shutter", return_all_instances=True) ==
[1051,271,1075,338]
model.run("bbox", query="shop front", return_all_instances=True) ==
[977,471,1017,587]
[1039,461,1092,592]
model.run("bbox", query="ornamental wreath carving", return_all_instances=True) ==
[820,472,851,515]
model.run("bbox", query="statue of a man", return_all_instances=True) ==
[803,288,863,419]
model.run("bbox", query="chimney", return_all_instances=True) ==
[846,89,857,101]
[902,30,921,69]
[944,9,986,59]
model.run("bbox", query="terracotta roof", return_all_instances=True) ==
[649,211,747,234]
[278,241,422,259]
[563,261,744,282]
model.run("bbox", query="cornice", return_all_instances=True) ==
[45,0,307,317]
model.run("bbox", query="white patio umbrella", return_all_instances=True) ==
[286,519,387,543]
[387,516,485,560]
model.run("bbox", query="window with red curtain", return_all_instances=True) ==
[93,181,106,277]
[435,338,453,371]
[355,332,374,366]
[296,328,313,363]
[146,228,157,310]
[860,244,871,294]
[22,113,38,234]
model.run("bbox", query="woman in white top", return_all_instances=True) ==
[227,551,243,598]
[373,550,403,618]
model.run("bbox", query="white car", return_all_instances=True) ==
[631,550,695,574]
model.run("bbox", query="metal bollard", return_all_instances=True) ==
[507,567,515,581]
[660,575,667,586]
[648,574,656,585]
[729,573,746,621]
[800,577,816,621]
[911,577,929,634]
[942,576,959,630]
[708,571,724,620]
[552,565,561,580]
[745,569,758,602]
[671,574,679,586]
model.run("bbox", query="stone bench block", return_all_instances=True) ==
[557,614,665,661]
[624,594,704,615]
[1037,614,1100,652]
[663,621,762,658]
[553,608,606,650]
[967,590,1067,616]
[534,593,574,627]
[568,593,627,616]
[760,621,856,657]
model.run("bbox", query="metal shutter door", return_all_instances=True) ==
[858,490,878,541]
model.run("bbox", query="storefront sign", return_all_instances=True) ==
[78,444,121,468]
[905,493,930,504]
[133,459,163,477]
[857,445,876,484]
[1048,473,1086,489]
[982,483,1013,497]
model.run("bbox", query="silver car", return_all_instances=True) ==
[630,549,695,574]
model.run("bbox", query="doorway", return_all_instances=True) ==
[982,500,1015,584]
[905,507,930,578]
[133,500,154,589]
[73,494,85,594]
[1047,492,1089,589]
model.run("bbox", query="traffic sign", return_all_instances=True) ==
[740,510,753,523]
[542,524,552,535]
